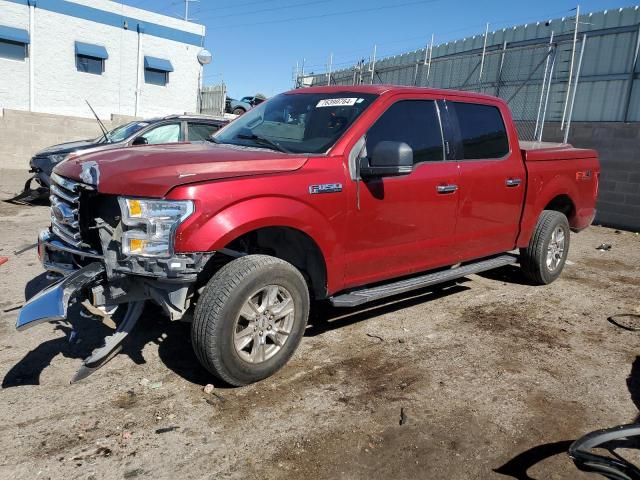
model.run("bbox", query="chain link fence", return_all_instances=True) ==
[297,15,640,142]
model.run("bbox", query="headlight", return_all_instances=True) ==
[118,198,194,257]
[49,154,68,164]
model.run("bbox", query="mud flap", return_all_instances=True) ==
[71,301,144,383]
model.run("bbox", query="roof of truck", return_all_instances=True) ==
[284,84,502,102]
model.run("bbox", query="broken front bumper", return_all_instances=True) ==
[16,262,104,331]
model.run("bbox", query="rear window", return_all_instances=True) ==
[451,102,509,160]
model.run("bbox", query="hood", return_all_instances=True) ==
[36,139,102,156]
[54,142,309,197]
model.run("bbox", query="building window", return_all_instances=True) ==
[76,55,104,74]
[0,25,30,61]
[144,68,168,86]
[74,41,108,75]
[144,56,173,86]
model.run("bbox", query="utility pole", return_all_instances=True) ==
[184,0,198,21]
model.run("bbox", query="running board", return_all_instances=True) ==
[330,254,518,307]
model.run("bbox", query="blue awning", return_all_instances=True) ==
[0,25,30,44]
[144,56,173,72]
[75,41,108,59]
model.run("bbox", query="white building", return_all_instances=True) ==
[0,0,206,119]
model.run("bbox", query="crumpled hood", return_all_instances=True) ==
[54,142,309,197]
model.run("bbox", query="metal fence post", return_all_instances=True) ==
[495,41,508,97]
[425,34,434,86]
[561,5,580,130]
[623,24,640,122]
[564,34,587,143]
[327,53,333,86]
[537,44,557,141]
[370,45,377,84]
[534,32,554,139]
[478,23,489,88]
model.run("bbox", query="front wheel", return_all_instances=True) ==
[520,210,571,285]
[192,255,310,386]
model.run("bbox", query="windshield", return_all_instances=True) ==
[213,92,378,154]
[98,121,149,143]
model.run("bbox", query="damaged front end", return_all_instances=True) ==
[17,172,213,382]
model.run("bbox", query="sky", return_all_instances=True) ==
[123,0,639,99]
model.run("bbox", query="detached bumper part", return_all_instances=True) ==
[16,262,145,383]
[16,262,105,331]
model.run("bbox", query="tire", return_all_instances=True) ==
[520,210,571,285]
[232,107,246,115]
[192,255,310,386]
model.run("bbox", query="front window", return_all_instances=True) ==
[213,92,378,154]
[102,121,149,143]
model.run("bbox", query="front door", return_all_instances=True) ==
[444,100,526,261]
[344,97,460,288]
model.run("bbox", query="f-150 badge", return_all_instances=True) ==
[309,183,342,194]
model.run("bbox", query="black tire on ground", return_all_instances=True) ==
[520,210,571,285]
[192,255,310,386]
[232,107,246,115]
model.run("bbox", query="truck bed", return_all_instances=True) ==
[517,141,599,248]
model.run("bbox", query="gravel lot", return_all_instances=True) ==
[1,169,639,480]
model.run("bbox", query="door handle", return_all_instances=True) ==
[437,184,458,194]
[505,178,522,187]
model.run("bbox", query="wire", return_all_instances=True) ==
[197,0,333,21]
[208,0,442,30]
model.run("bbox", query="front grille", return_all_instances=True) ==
[50,173,86,248]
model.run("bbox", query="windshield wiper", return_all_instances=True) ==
[236,134,290,153]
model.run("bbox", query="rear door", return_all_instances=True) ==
[344,96,461,287]
[445,100,525,261]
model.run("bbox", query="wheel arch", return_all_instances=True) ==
[543,194,576,222]
[223,226,328,300]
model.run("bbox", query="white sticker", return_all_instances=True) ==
[316,98,358,108]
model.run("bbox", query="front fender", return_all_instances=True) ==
[174,195,344,291]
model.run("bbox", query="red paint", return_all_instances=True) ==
[0,257,8,266]
[53,86,600,296]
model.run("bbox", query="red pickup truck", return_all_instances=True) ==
[17,85,599,386]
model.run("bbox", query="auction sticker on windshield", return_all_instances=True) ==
[316,98,359,107]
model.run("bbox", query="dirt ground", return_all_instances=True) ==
[1,168,639,480]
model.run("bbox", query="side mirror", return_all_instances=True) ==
[360,141,413,178]
[132,136,148,146]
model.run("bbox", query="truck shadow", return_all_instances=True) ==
[493,355,640,479]
[477,264,534,286]
[306,280,470,336]
[3,280,471,389]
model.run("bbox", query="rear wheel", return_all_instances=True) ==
[232,107,246,115]
[520,210,571,285]
[192,255,309,386]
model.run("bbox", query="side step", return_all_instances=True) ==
[330,254,518,307]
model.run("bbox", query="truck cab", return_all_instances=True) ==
[16,86,600,386]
